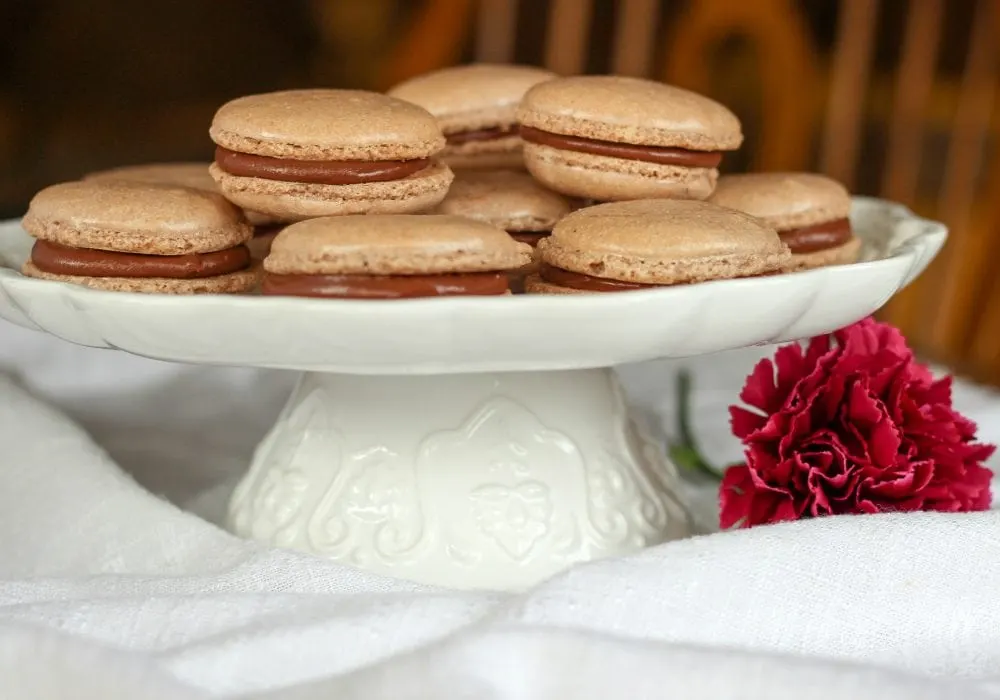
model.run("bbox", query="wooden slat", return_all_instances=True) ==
[880,0,944,203]
[611,0,660,77]
[378,0,475,89]
[968,3,1000,377]
[876,0,944,333]
[969,261,1000,381]
[820,0,879,188]
[475,0,519,63]
[309,0,397,85]
[661,0,820,172]
[923,0,998,357]
[544,0,594,75]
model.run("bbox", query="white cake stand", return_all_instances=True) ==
[0,198,945,590]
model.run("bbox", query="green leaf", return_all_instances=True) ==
[670,369,722,482]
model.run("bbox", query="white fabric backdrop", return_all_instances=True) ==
[2,321,1000,699]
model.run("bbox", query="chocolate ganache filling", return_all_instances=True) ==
[778,218,853,254]
[31,240,251,279]
[445,126,515,146]
[261,272,510,299]
[539,264,655,292]
[519,126,723,168]
[215,147,430,186]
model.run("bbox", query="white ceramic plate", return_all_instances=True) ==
[0,197,945,375]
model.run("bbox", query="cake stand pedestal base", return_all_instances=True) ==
[226,368,690,590]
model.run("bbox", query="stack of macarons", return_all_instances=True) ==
[19,63,862,298]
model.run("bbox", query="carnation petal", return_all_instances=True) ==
[844,380,900,466]
[864,459,934,498]
[777,338,830,404]
[740,358,779,413]
[730,406,767,440]
[719,464,754,529]
[837,317,912,360]
[763,495,800,525]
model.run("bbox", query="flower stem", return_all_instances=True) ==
[669,369,723,481]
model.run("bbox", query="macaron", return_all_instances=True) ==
[262,215,532,299]
[526,199,790,294]
[209,89,454,222]
[388,63,556,170]
[435,170,572,248]
[84,162,218,192]
[516,75,742,201]
[709,172,861,270]
[84,161,284,258]
[21,180,258,294]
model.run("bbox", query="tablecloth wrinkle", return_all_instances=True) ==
[2,325,1000,699]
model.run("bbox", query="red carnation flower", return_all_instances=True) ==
[720,318,994,528]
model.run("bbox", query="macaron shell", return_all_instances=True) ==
[264,214,532,276]
[436,170,572,231]
[247,230,281,261]
[22,261,261,294]
[786,236,862,271]
[245,209,284,227]
[84,162,218,192]
[209,161,454,222]
[388,64,556,134]
[210,89,445,161]
[523,142,718,201]
[441,134,523,168]
[523,274,586,295]
[709,172,852,229]
[84,162,283,227]
[517,75,742,150]
[23,181,252,255]
[541,199,789,284]
[540,244,789,285]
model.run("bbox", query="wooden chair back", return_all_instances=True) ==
[366,0,1000,383]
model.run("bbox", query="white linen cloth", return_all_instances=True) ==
[3,322,1000,699]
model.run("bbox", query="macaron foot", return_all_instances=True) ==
[523,143,718,201]
[210,161,454,221]
[523,274,589,295]
[786,236,863,271]
[22,261,261,294]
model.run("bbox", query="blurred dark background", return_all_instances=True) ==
[1,0,998,383]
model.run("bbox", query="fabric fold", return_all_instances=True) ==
[2,328,1000,699]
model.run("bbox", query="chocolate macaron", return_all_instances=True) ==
[209,89,454,221]
[388,63,556,170]
[435,170,572,249]
[262,215,532,299]
[517,76,741,201]
[21,180,257,294]
[709,172,861,270]
[84,161,284,259]
[526,199,789,294]
[84,162,218,192]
